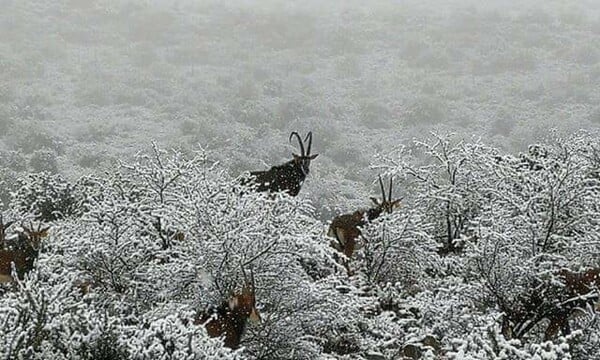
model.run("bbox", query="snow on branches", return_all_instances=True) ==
[1,133,599,359]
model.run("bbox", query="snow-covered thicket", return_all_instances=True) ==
[1,144,356,359]
[373,131,600,359]
[1,132,600,359]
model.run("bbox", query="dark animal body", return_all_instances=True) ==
[0,223,49,283]
[328,176,400,271]
[501,268,600,340]
[195,270,260,349]
[250,162,307,197]
[246,132,318,197]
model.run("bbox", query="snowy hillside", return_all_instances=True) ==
[1,1,600,359]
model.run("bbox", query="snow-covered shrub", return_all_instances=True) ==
[1,134,599,359]
[465,133,600,341]
[358,206,438,287]
[8,144,357,359]
[0,269,121,360]
[124,313,241,360]
[10,172,84,221]
[374,134,499,257]
[371,132,600,359]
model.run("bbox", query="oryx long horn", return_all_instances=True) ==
[388,177,393,203]
[305,131,313,155]
[250,266,256,293]
[378,175,387,201]
[240,262,248,284]
[289,132,305,157]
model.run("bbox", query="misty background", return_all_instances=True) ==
[2,0,600,217]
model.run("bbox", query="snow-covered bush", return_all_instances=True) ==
[374,134,499,257]
[370,132,600,359]
[0,269,126,360]
[125,313,240,360]
[10,172,84,221]
[358,206,438,289]
[0,144,366,359]
[1,134,599,359]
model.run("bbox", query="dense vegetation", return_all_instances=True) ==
[2,0,600,358]
[0,131,599,359]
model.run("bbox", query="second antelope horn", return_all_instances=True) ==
[240,262,248,284]
[378,175,387,201]
[305,131,313,155]
[289,132,305,157]
[388,177,393,202]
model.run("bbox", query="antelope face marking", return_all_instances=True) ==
[249,306,261,323]
[197,266,261,349]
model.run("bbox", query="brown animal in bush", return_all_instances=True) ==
[328,176,400,272]
[195,270,260,349]
[0,223,49,283]
[501,268,600,340]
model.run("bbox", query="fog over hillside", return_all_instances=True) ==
[1,1,600,359]
[2,0,600,213]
